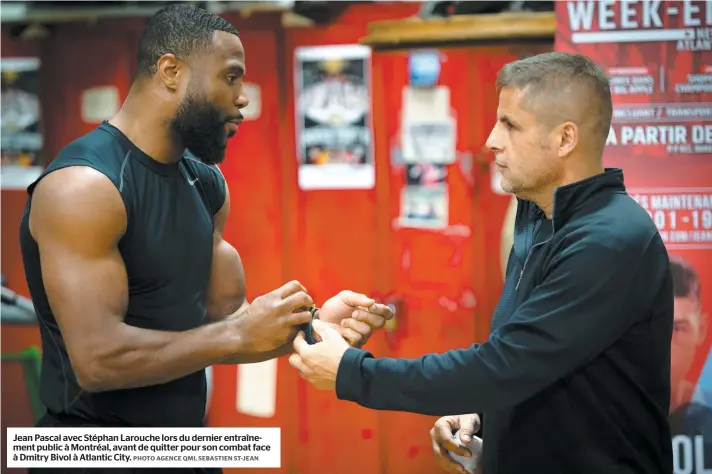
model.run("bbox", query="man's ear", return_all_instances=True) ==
[155,53,182,92]
[556,121,578,158]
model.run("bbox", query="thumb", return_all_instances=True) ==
[459,427,474,444]
[339,290,375,308]
[312,319,339,342]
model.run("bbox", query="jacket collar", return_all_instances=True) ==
[519,168,626,228]
[512,168,626,265]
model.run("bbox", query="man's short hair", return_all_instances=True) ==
[670,255,701,303]
[136,3,239,77]
[496,52,612,151]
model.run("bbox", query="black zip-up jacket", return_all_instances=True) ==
[336,169,674,474]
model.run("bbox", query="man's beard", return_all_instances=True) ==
[170,86,229,165]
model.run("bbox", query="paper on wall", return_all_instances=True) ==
[401,85,450,121]
[398,184,448,229]
[236,358,278,418]
[242,83,261,120]
[81,86,119,123]
[401,86,456,164]
[401,116,456,164]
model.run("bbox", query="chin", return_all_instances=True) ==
[499,179,515,195]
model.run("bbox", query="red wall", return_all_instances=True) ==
[0,4,432,474]
[1,5,558,474]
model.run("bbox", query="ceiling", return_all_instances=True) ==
[0,1,304,24]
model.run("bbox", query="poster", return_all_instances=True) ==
[557,2,712,472]
[1,57,44,189]
[629,188,712,250]
[401,86,457,164]
[294,44,374,190]
[398,184,448,229]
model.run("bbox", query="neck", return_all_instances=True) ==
[530,157,605,219]
[109,81,184,164]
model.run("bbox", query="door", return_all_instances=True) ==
[370,46,483,474]
[370,41,552,474]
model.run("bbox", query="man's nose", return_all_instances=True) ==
[485,127,501,153]
[236,92,249,109]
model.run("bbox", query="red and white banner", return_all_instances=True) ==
[557,2,712,472]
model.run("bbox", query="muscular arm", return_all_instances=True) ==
[206,183,295,363]
[30,167,258,392]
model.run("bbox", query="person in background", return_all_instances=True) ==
[667,255,711,465]
[288,52,675,474]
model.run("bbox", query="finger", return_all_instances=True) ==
[364,303,395,321]
[434,419,469,456]
[292,331,309,354]
[340,327,363,346]
[321,323,348,341]
[288,353,306,372]
[285,311,313,327]
[341,318,372,336]
[314,323,354,343]
[338,290,375,308]
[459,414,481,443]
[277,280,307,299]
[431,439,468,474]
[282,291,313,311]
[351,310,387,329]
[311,319,341,342]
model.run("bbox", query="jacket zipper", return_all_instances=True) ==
[516,216,555,291]
[516,241,547,290]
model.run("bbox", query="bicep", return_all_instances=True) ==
[30,167,129,368]
[206,184,247,319]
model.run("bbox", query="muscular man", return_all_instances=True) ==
[19,3,391,456]
[290,52,674,474]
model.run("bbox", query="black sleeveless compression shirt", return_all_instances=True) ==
[19,121,225,427]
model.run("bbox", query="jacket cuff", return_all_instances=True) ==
[336,347,371,402]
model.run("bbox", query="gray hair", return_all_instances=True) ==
[496,52,612,151]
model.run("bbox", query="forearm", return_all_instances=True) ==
[217,342,294,364]
[207,295,248,322]
[80,318,246,392]
[336,347,495,416]
[336,337,544,416]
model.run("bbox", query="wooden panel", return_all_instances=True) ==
[362,12,555,48]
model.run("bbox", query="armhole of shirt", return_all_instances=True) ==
[27,154,133,223]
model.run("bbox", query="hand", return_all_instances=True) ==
[318,290,394,348]
[288,319,349,390]
[234,280,313,353]
[430,414,482,474]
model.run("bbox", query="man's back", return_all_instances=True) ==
[20,122,226,427]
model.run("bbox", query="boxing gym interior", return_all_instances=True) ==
[1,1,710,473]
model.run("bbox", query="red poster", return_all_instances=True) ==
[556,1,712,472]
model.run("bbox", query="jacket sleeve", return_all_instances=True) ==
[335,234,663,415]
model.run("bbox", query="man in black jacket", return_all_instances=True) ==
[288,52,674,474]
